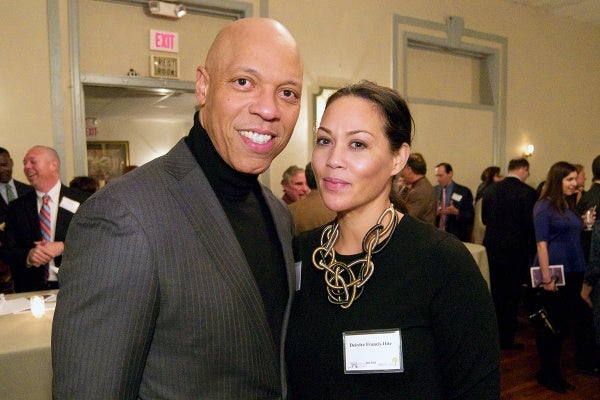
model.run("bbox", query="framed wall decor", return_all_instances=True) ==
[86,141,130,183]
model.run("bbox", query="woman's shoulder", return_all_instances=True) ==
[534,198,552,212]
[395,214,468,258]
[294,224,330,259]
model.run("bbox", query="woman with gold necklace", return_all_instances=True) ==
[285,81,500,399]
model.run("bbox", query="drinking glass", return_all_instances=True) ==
[584,206,596,231]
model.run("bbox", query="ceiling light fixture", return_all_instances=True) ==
[149,1,186,19]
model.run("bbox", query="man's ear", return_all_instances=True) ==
[391,143,410,177]
[195,66,209,106]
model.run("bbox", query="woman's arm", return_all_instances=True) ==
[536,241,557,292]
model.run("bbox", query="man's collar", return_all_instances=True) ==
[35,180,61,200]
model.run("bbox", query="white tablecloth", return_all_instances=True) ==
[463,242,490,290]
[0,290,57,400]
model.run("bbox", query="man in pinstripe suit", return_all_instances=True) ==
[52,17,303,399]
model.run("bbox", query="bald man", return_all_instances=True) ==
[53,18,303,399]
[3,146,89,292]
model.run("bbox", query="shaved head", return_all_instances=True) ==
[195,18,303,174]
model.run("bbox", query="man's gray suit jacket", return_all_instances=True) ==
[52,139,296,399]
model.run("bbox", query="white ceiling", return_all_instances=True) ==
[84,1,600,124]
[510,0,600,26]
[84,85,197,124]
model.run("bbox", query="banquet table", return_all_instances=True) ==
[463,242,491,290]
[0,290,57,400]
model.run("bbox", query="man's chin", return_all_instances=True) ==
[230,160,272,176]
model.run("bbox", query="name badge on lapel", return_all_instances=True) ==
[451,193,463,202]
[294,261,302,291]
[59,197,80,214]
[343,329,403,374]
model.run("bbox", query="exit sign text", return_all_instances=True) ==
[150,29,179,53]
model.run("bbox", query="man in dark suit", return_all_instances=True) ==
[577,154,600,263]
[0,147,32,293]
[2,146,89,293]
[52,18,303,399]
[482,157,537,350]
[0,147,32,224]
[435,162,474,242]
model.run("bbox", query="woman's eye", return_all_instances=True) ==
[350,141,365,149]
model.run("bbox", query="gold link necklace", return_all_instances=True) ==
[312,203,398,309]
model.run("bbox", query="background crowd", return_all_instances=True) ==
[0,14,598,397]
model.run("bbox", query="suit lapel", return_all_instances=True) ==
[163,141,274,344]
[261,187,295,297]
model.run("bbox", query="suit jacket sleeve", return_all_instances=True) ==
[52,192,157,399]
[456,185,474,224]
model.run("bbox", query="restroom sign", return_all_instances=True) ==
[150,30,179,53]
[150,55,179,79]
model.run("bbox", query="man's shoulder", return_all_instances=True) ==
[410,177,436,197]
[289,192,322,211]
[581,183,600,201]
[262,184,292,217]
[508,178,537,196]
[9,188,36,208]
[414,176,434,189]
[13,179,32,191]
[453,182,473,196]
[577,183,600,211]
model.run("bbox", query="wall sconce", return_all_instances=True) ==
[523,144,534,158]
[149,1,186,19]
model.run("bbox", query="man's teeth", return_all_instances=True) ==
[239,130,271,144]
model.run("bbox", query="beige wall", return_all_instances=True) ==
[0,0,54,182]
[269,0,600,193]
[1,0,599,196]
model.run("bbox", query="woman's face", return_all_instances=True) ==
[312,96,408,215]
[562,171,578,196]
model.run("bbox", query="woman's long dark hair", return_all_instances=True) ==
[539,161,576,215]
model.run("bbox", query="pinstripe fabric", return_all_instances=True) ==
[52,139,295,399]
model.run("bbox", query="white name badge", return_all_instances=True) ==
[343,329,403,374]
[294,261,302,291]
[451,193,463,202]
[59,196,80,214]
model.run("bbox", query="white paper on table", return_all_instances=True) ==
[0,294,57,316]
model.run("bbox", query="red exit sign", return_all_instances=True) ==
[150,29,179,53]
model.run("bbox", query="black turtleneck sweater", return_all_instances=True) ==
[184,113,288,352]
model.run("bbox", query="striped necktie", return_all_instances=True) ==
[6,185,15,202]
[39,194,52,242]
[39,194,52,280]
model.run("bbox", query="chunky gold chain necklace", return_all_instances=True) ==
[312,203,398,309]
